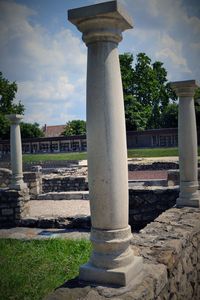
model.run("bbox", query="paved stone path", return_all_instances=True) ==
[0,227,90,240]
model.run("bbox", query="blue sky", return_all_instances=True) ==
[0,0,200,126]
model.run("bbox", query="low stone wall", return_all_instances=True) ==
[167,168,200,186]
[23,172,43,199]
[128,162,179,171]
[0,188,30,228]
[0,168,12,188]
[23,160,79,171]
[42,176,88,193]
[0,169,42,199]
[46,207,200,300]
[129,187,179,230]
[131,207,200,299]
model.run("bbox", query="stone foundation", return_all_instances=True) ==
[128,161,179,171]
[0,188,30,228]
[23,172,42,199]
[42,176,88,193]
[129,187,179,230]
[0,168,12,188]
[0,169,42,199]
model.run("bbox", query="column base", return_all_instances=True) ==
[79,255,143,286]
[176,194,200,208]
[177,181,200,207]
[9,181,27,191]
[79,226,143,286]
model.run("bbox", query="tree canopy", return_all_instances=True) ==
[119,52,178,130]
[62,120,86,136]
[20,122,44,139]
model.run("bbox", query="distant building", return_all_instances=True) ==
[0,127,199,155]
[42,124,66,137]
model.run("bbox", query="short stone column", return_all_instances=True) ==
[7,114,27,190]
[68,1,142,286]
[171,80,200,207]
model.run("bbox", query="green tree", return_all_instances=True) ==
[0,72,25,139]
[160,103,178,128]
[20,122,44,138]
[62,120,86,136]
[119,52,177,130]
[120,53,150,130]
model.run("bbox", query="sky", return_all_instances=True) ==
[0,0,200,126]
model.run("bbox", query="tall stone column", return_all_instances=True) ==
[68,1,142,286]
[171,80,200,207]
[7,114,27,190]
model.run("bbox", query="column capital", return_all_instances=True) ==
[68,0,133,45]
[171,80,199,98]
[6,114,23,124]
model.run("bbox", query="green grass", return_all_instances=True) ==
[22,147,200,163]
[127,147,179,158]
[0,238,92,300]
[23,152,87,162]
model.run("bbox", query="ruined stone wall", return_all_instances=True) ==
[128,162,179,171]
[129,187,179,230]
[0,168,12,188]
[167,168,200,186]
[23,172,42,199]
[0,169,42,199]
[0,188,30,228]
[42,176,88,193]
[130,207,200,300]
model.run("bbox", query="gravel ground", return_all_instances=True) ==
[29,200,90,218]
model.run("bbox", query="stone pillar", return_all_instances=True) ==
[68,1,142,286]
[7,114,27,190]
[171,80,200,207]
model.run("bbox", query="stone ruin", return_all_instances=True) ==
[0,0,200,297]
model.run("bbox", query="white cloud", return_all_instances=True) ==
[18,76,74,102]
[0,0,87,125]
[120,0,200,81]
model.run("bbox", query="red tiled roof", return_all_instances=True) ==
[43,125,66,137]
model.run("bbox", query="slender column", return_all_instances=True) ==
[6,114,27,190]
[68,1,142,286]
[171,80,200,207]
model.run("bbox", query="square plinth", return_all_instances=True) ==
[68,0,133,30]
[79,256,143,286]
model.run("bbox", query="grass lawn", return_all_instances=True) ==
[127,147,179,158]
[23,147,200,162]
[0,238,91,300]
[23,152,87,162]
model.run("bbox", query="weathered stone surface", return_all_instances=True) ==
[0,188,30,227]
[19,215,91,229]
[129,187,178,230]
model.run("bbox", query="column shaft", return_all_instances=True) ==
[87,41,128,230]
